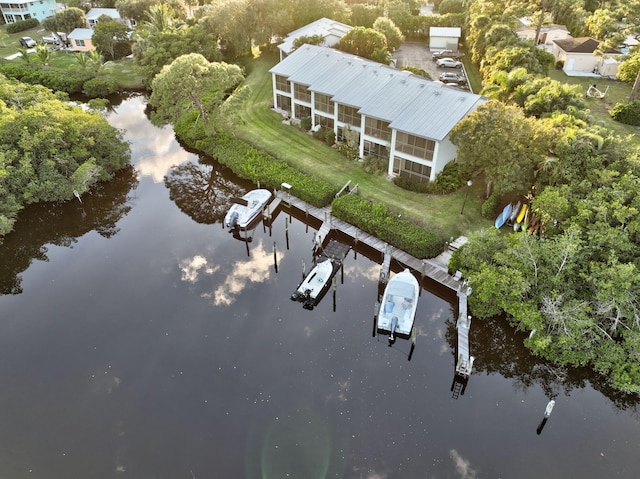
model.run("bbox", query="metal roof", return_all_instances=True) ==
[271,45,486,141]
[278,18,352,54]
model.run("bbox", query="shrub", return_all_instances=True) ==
[481,191,499,219]
[332,194,444,258]
[324,129,335,146]
[6,18,39,34]
[0,61,92,94]
[362,155,389,175]
[82,77,119,97]
[312,127,326,142]
[300,116,312,131]
[173,115,337,207]
[425,161,466,194]
[393,175,429,193]
[610,101,640,126]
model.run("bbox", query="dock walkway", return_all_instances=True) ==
[271,189,473,377]
[273,190,463,292]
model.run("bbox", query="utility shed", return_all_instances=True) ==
[429,27,461,51]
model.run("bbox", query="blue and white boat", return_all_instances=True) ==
[377,269,420,344]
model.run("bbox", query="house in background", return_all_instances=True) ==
[85,7,134,29]
[278,17,352,61]
[1,0,60,24]
[429,27,461,52]
[270,44,486,183]
[516,23,570,46]
[68,28,95,52]
[552,37,622,76]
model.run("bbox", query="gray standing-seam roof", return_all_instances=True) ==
[271,45,486,141]
[390,89,483,141]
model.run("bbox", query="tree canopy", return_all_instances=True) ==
[149,54,247,137]
[0,75,131,244]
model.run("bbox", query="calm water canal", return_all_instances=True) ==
[1,95,639,479]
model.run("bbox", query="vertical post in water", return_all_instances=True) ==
[536,399,555,435]
[333,276,337,312]
[273,241,277,273]
[285,217,289,250]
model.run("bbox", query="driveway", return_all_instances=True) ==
[393,41,470,91]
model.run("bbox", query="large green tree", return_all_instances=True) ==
[41,7,86,41]
[149,54,247,137]
[92,15,132,61]
[0,76,130,243]
[337,26,389,62]
[450,100,553,196]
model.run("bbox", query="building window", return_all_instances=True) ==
[275,75,290,93]
[314,115,334,129]
[337,104,360,127]
[395,131,435,161]
[295,104,311,119]
[76,39,86,47]
[395,157,431,184]
[364,117,390,140]
[364,141,389,160]
[293,83,311,103]
[314,93,333,114]
[276,94,291,112]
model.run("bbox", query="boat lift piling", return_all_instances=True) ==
[273,241,278,273]
[536,399,556,435]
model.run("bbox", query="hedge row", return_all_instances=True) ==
[6,18,39,34]
[173,113,337,207]
[0,61,93,94]
[331,194,444,259]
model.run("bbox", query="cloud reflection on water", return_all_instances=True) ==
[108,97,196,183]
[201,239,284,307]
[449,448,478,479]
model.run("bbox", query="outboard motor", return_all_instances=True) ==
[389,316,398,345]
[227,211,239,229]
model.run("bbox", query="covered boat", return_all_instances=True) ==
[377,269,420,344]
[224,189,272,229]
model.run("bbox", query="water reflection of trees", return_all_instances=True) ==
[0,167,138,295]
[163,160,247,224]
[446,315,640,411]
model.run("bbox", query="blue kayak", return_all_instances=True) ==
[495,203,513,228]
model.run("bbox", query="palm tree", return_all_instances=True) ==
[36,44,51,66]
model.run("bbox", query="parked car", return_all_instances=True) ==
[436,57,463,68]
[19,36,37,48]
[433,49,463,60]
[439,72,465,85]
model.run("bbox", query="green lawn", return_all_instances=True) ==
[235,51,492,240]
[548,68,640,145]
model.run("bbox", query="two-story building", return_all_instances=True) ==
[0,0,59,24]
[270,44,486,184]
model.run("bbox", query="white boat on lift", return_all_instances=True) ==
[291,259,337,310]
[377,269,420,344]
[224,189,272,229]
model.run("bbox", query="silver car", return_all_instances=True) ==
[436,57,463,68]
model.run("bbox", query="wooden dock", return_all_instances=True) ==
[273,190,464,292]
[271,188,474,378]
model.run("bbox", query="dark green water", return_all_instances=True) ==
[0,96,638,478]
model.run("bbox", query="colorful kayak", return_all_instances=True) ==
[514,204,529,232]
[495,203,513,228]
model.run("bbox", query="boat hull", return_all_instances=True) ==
[291,259,338,310]
[377,269,420,339]
[224,189,273,229]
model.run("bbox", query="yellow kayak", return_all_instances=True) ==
[516,204,529,223]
